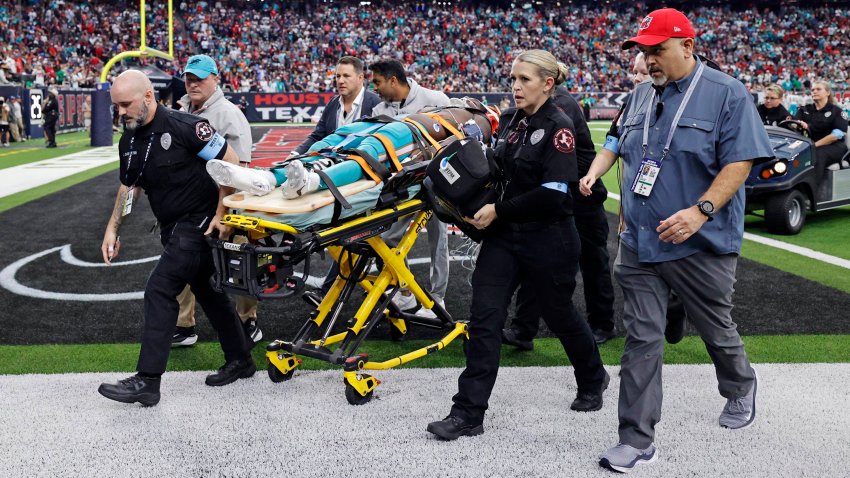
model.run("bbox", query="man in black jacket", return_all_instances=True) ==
[42,87,60,148]
[292,56,380,155]
[502,85,617,347]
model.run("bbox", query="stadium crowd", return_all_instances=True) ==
[1,1,848,95]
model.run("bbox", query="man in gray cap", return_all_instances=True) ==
[579,7,772,472]
[173,54,260,347]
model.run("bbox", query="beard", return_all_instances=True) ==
[122,102,149,131]
[651,73,668,86]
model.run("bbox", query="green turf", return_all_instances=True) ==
[744,207,850,261]
[0,162,119,214]
[1,335,847,375]
[0,131,120,170]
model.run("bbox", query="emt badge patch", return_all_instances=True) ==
[195,121,214,141]
[530,129,545,145]
[160,132,172,150]
[553,128,575,153]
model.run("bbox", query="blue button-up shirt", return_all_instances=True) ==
[618,59,773,263]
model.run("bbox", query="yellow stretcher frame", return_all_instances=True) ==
[217,198,468,405]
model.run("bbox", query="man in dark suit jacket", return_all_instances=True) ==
[292,56,381,155]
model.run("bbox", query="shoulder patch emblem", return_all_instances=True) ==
[160,132,172,150]
[553,128,575,153]
[195,121,214,142]
[530,129,545,145]
[842,111,849,121]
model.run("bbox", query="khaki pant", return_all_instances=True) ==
[176,234,258,327]
[9,120,20,142]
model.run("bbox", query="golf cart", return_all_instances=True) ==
[745,121,850,234]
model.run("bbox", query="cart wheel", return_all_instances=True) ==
[267,363,295,383]
[764,189,807,235]
[345,382,374,405]
[389,319,407,342]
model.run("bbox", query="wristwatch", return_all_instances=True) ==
[696,200,715,221]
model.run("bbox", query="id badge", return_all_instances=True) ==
[630,157,662,197]
[121,186,135,216]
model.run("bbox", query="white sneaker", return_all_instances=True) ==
[281,160,321,199]
[391,291,418,312]
[414,298,445,318]
[206,159,276,196]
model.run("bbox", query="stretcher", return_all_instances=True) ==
[205,102,500,404]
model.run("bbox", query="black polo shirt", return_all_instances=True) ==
[493,98,578,222]
[119,105,228,229]
[553,85,607,204]
[794,102,849,143]
[758,104,791,127]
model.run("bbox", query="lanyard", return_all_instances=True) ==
[642,62,705,160]
[124,133,155,186]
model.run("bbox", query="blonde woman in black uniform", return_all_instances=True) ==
[427,50,609,441]
[795,80,849,194]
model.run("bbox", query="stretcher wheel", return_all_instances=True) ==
[345,382,374,405]
[268,363,295,383]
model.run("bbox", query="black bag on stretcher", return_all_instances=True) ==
[423,138,501,242]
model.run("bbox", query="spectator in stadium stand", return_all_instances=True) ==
[173,54,261,348]
[98,70,254,407]
[427,49,608,441]
[501,80,616,349]
[42,88,59,148]
[369,59,452,318]
[579,8,772,472]
[794,80,849,195]
[758,84,792,127]
[291,56,380,155]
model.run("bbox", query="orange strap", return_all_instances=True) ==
[371,133,404,172]
[427,113,464,139]
[402,118,442,150]
[348,155,382,182]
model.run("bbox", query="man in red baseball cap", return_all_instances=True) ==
[582,6,768,474]
[621,8,697,87]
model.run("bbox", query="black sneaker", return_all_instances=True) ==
[427,415,484,440]
[205,358,256,386]
[172,326,198,347]
[244,319,263,344]
[571,371,610,412]
[592,328,616,344]
[501,328,534,351]
[98,374,161,406]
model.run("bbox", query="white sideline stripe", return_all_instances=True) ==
[606,191,850,270]
[0,145,119,199]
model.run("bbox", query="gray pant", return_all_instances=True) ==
[614,244,755,448]
[384,214,449,301]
